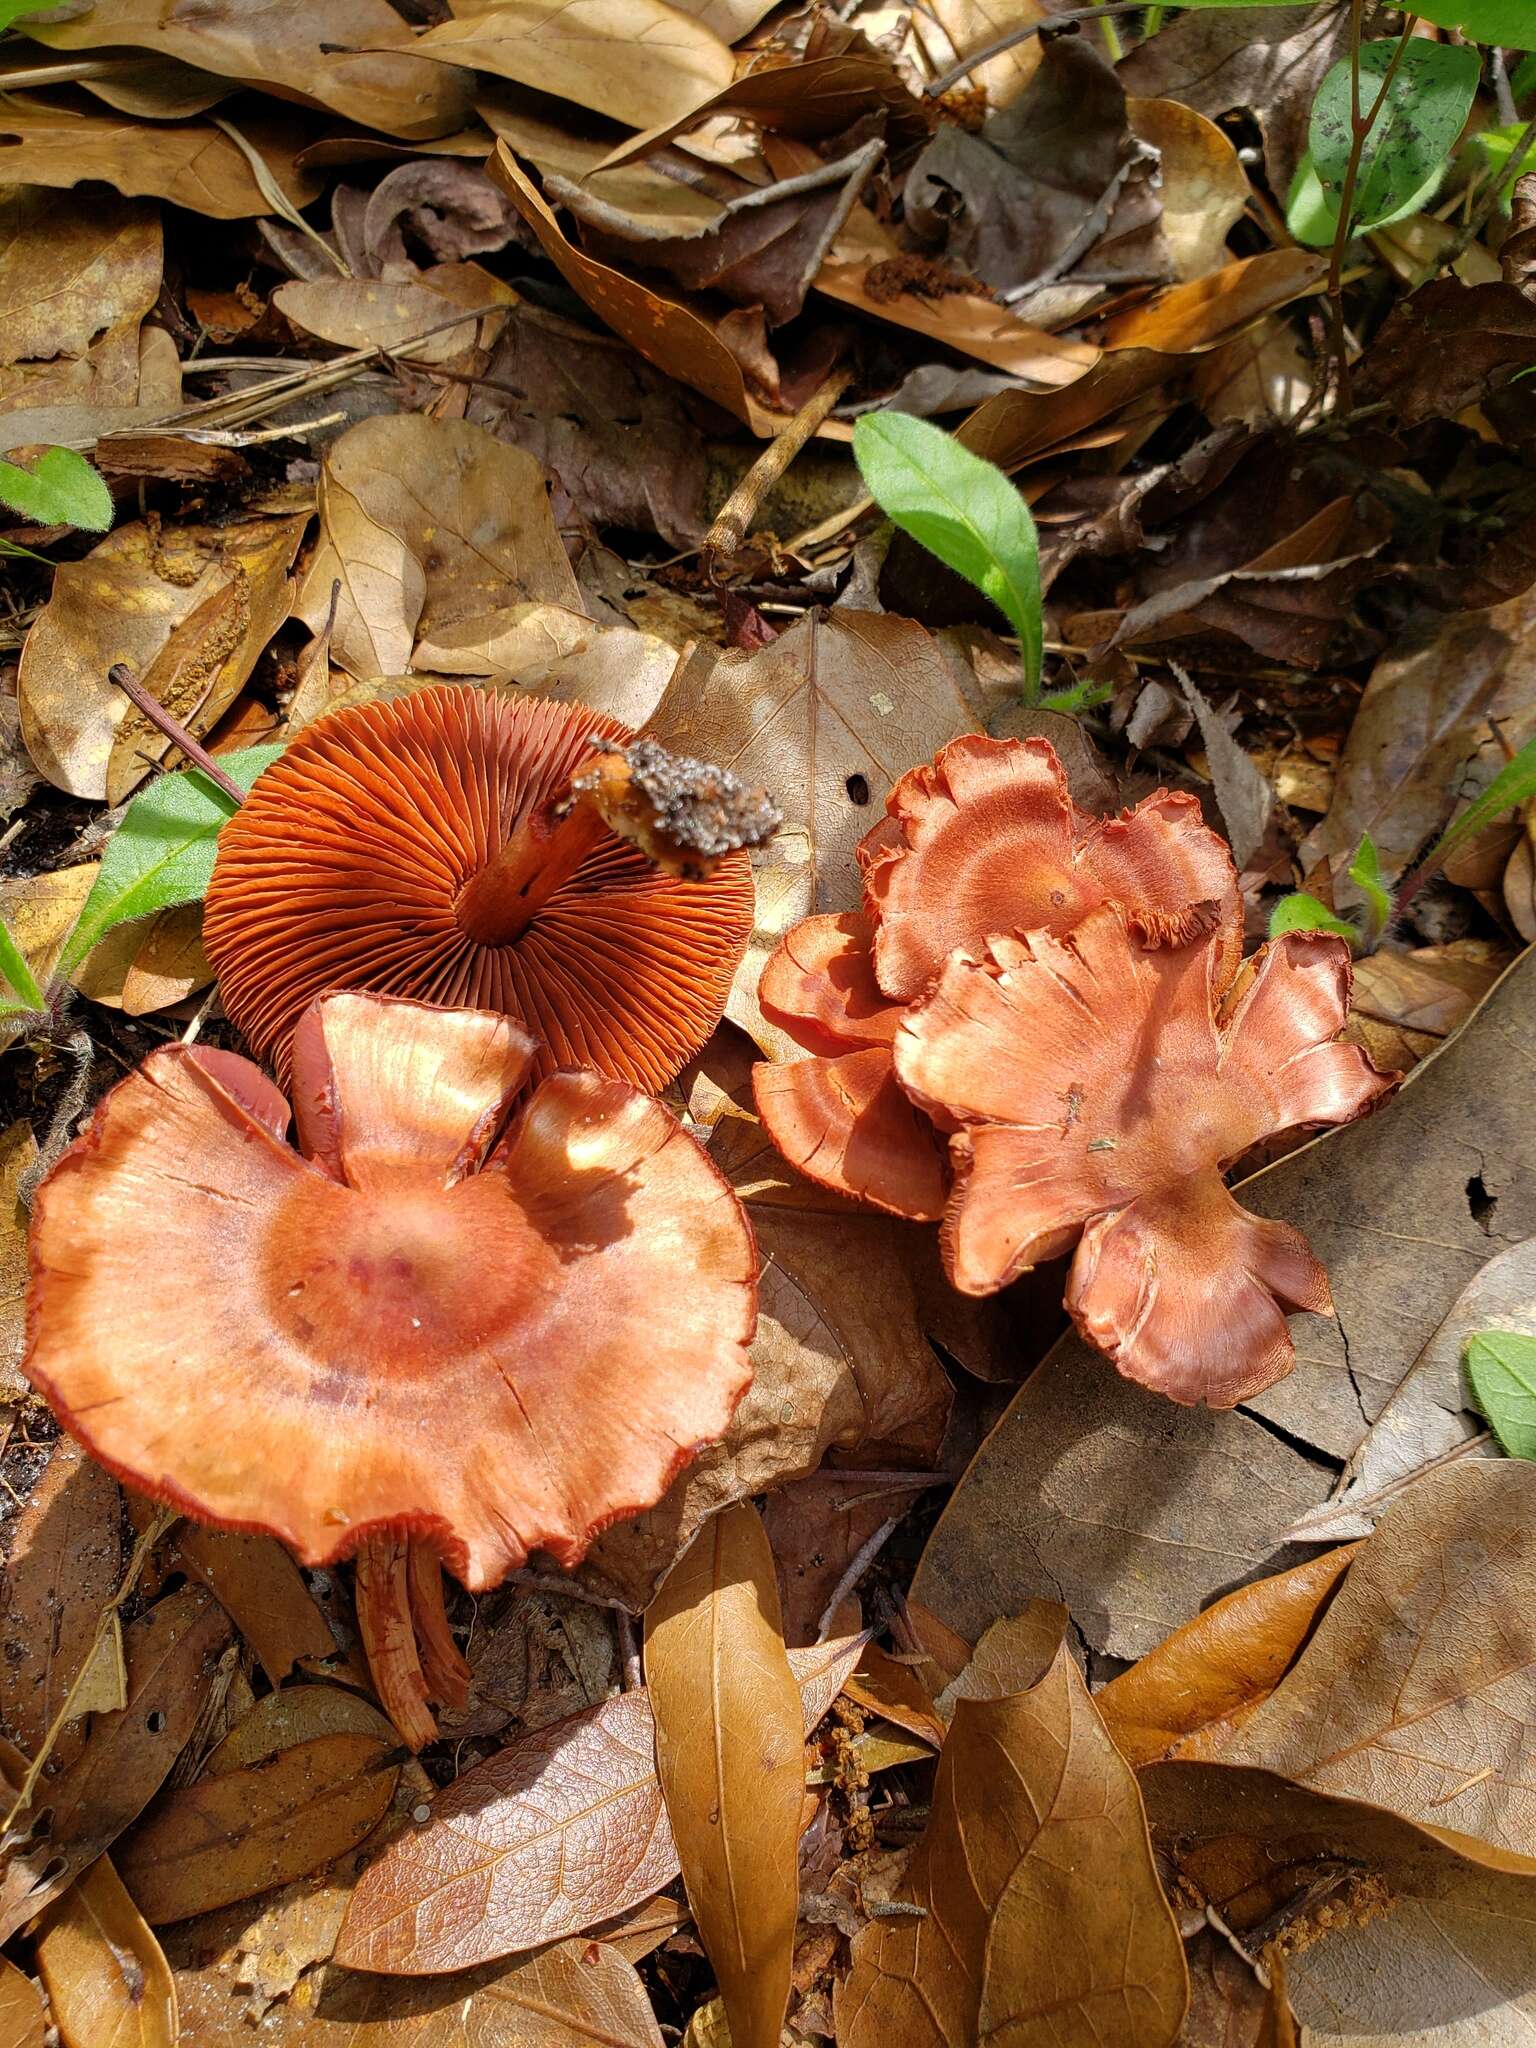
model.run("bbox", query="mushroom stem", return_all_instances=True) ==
[407,1540,471,1712]
[454,793,610,947]
[354,1531,439,1753]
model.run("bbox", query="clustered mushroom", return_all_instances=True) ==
[25,989,757,1745]
[755,733,1397,1407]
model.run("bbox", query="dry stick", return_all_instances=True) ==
[924,0,1149,96]
[107,663,247,806]
[703,366,854,568]
[1323,6,1417,414]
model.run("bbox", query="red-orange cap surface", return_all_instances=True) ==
[25,991,757,1588]
[894,910,1397,1408]
[753,736,1241,1220]
[204,687,754,1092]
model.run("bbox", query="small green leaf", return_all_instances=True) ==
[58,745,283,978]
[1310,41,1481,235]
[1466,1331,1536,1459]
[1348,832,1392,943]
[1428,731,1536,872]
[853,412,1042,698]
[1285,148,1445,249]
[0,919,45,1012]
[0,0,60,27]
[1268,893,1359,944]
[1382,0,1534,47]
[0,446,112,532]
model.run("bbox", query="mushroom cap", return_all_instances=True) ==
[894,909,1396,1407]
[24,991,757,1589]
[753,735,1243,1220]
[204,687,755,1092]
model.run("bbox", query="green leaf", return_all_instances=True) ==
[853,412,1042,698]
[1466,1331,1536,1459]
[0,446,112,531]
[1268,893,1359,944]
[1427,731,1536,872]
[0,919,45,1012]
[1285,148,1445,249]
[1310,40,1481,235]
[1382,0,1534,48]
[1348,831,1392,942]
[0,0,59,27]
[1468,120,1536,212]
[58,746,283,979]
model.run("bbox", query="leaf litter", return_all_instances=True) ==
[3,2,1536,2042]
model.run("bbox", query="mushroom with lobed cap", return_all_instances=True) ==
[23,989,758,1746]
[204,686,777,1092]
[893,908,1397,1408]
[753,734,1242,1222]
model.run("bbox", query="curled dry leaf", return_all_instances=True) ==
[0,1436,122,1769]
[295,414,580,682]
[0,97,321,219]
[409,0,733,133]
[837,1643,1187,2048]
[117,1730,400,1924]
[34,1856,176,2048]
[274,262,516,365]
[171,1531,336,1687]
[0,1959,45,2048]
[335,1635,865,1975]
[1128,98,1250,283]
[645,1502,803,2048]
[1096,1547,1358,1767]
[1228,1461,1536,1858]
[19,513,305,800]
[25,0,472,141]
[0,1586,233,1940]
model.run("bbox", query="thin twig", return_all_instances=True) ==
[924,0,1148,95]
[1323,7,1417,413]
[704,366,853,569]
[108,664,246,806]
[616,1609,643,1691]
[815,1516,902,1642]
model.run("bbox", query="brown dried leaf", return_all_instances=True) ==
[0,98,320,219]
[295,414,580,681]
[838,1645,1187,2048]
[646,1503,801,2048]
[335,1636,863,1975]
[174,1938,665,2045]
[1345,940,1513,1075]
[1129,99,1249,283]
[0,1959,45,2048]
[19,512,306,799]
[1096,1549,1358,1767]
[1228,1462,1536,1856]
[1357,281,1536,427]
[0,1586,233,1939]
[410,0,732,133]
[34,1856,176,2048]
[173,1531,337,1686]
[25,0,471,141]
[922,0,1044,104]
[0,1122,34,1403]
[274,263,516,363]
[118,1730,399,1924]
[648,610,976,1052]
[0,1437,122,1768]
[0,189,160,369]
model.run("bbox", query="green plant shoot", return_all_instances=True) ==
[1466,1330,1536,1460]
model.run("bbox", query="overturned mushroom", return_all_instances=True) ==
[24,991,757,1745]
[205,687,777,1090]
[894,909,1396,1407]
[754,735,1240,1219]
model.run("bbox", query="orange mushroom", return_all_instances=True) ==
[893,908,1397,1407]
[24,990,756,1746]
[204,688,776,1091]
[754,735,1241,1220]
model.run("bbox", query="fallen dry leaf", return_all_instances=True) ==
[0,1122,34,1402]
[335,1635,864,1975]
[0,1436,122,1769]
[0,1959,45,2048]
[1130,99,1250,283]
[646,1502,803,2048]
[172,1530,337,1687]
[1357,280,1536,428]
[0,1586,233,1939]
[1096,1548,1359,1767]
[409,0,733,133]
[296,413,580,681]
[1228,1462,1536,1857]
[838,1643,1187,2048]
[648,611,976,1053]
[0,97,321,219]
[34,1856,176,2048]
[71,903,213,1018]
[19,512,306,799]
[1345,940,1513,1075]
[911,948,1536,1660]
[24,0,472,141]
[274,262,516,364]
[0,188,161,372]
[118,1730,399,1924]
[922,0,1044,103]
